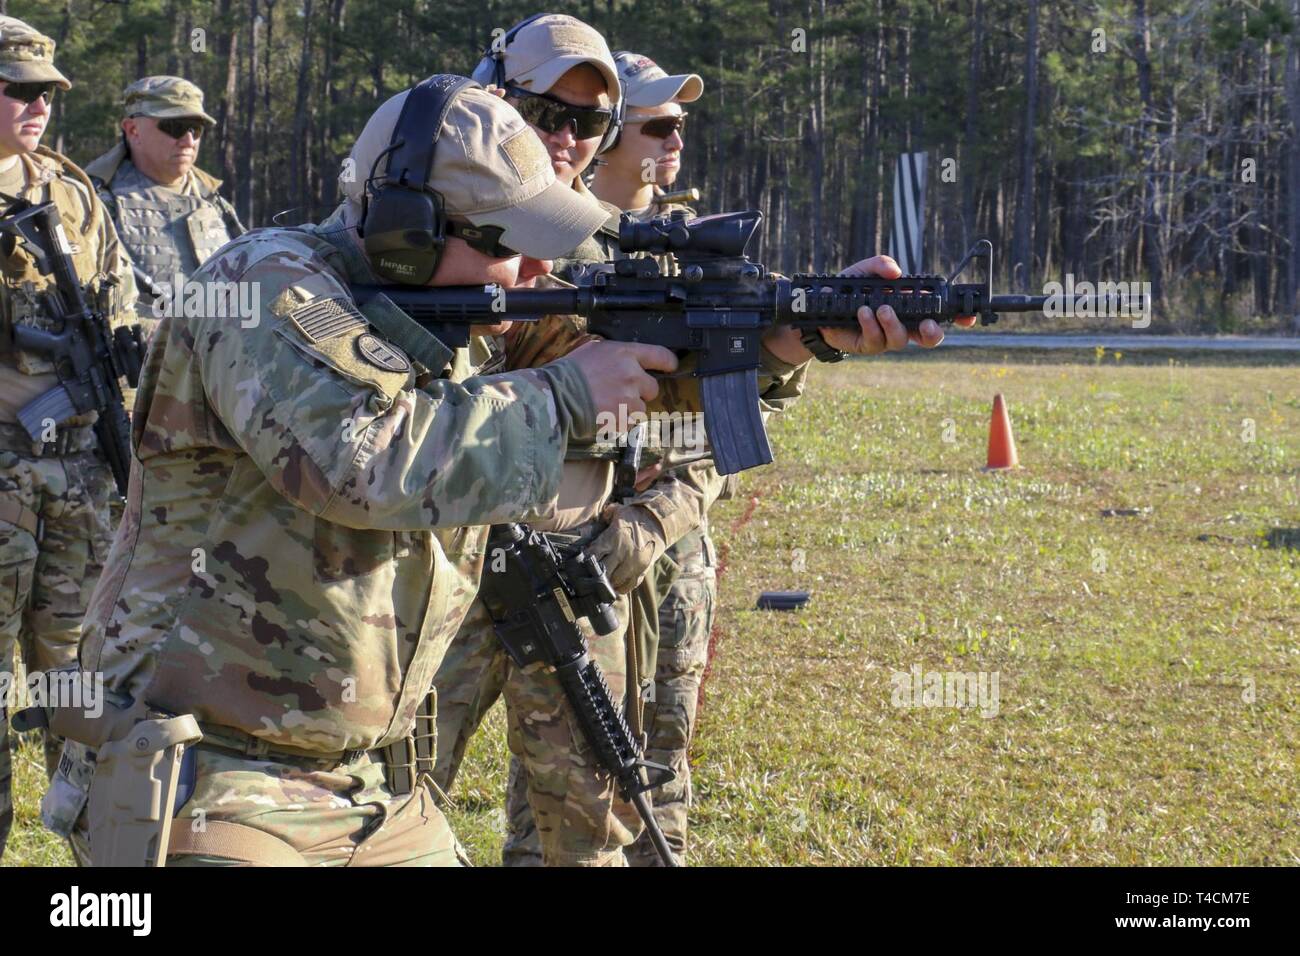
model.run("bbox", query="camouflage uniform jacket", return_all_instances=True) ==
[0,147,138,424]
[80,206,597,755]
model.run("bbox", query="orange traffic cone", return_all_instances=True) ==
[984,393,1020,470]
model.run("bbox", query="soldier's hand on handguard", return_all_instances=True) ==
[822,255,978,354]
[563,339,678,418]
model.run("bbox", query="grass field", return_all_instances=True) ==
[6,350,1299,866]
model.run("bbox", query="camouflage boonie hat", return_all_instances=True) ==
[0,16,71,90]
[123,75,216,125]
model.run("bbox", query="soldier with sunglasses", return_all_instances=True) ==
[0,15,138,860]
[85,77,244,339]
[432,16,791,869]
[588,51,722,868]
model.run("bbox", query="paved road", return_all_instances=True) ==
[936,333,1300,352]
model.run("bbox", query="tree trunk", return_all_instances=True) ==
[1012,0,1038,285]
[215,0,240,189]
[807,0,827,272]
[292,0,316,216]
[238,2,260,226]
[1287,0,1300,329]
[1134,0,1166,307]
[962,0,983,253]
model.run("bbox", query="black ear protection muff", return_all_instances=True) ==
[360,73,475,285]
[605,51,635,153]
[473,13,624,155]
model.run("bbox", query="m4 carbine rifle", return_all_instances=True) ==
[357,209,1128,476]
[0,198,143,495]
[477,522,679,867]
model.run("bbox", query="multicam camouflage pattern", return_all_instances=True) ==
[0,147,136,860]
[433,307,640,867]
[167,747,460,866]
[433,186,811,865]
[498,585,640,867]
[0,439,117,857]
[625,523,716,866]
[79,204,593,768]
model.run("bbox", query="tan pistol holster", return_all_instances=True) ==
[85,713,202,867]
[14,669,202,867]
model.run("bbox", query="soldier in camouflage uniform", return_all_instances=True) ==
[434,18,934,868]
[471,23,970,866]
[0,15,138,860]
[431,16,667,866]
[591,51,718,866]
[85,76,243,340]
[64,80,676,866]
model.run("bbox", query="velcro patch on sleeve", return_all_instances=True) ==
[288,296,369,343]
[501,129,550,184]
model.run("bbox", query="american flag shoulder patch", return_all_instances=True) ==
[288,296,369,343]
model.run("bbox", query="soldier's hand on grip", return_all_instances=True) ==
[563,340,677,418]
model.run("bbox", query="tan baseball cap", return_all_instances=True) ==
[124,75,216,125]
[472,14,618,99]
[0,16,71,90]
[614,51,702,108]
[341,81,609,260]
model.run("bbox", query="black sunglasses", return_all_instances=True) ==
[154,117,206,140]
[2,82,56,106]
[626,113,687,140]
[505,83,612,139]
[446,219,518,259]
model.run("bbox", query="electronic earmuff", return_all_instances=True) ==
[359,73,475,285]
[605,51,635,153]
[473,13,624,155]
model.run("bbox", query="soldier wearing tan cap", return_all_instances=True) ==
[85,76,243,330]
[435,18,976,870]
[431,16,786,871]
[590,50,718,869]
[44,75,675,866]
[591,51,701,218]
[470,13,628,282]
[0,14,137,861]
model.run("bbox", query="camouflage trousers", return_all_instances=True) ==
[502,523,718,866]
[158,748,460,867]
[624,525,716,865]
[432,533,643,867]
[0,430,115,860]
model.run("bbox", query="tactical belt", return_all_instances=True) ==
[0,498,40,538]
[193,697,436,798]
[0,420,97,457]
[168,819,308,867]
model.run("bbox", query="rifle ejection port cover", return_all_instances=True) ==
[756,590,812,611]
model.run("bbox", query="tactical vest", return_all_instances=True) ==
[0,147,122,378]
[100,160,234,287]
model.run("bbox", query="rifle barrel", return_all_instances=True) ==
[991,293,1146,314]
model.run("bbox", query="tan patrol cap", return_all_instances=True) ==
[472,14,618,99]
[124,76,217,125]
[341,81,609,260]
[0,16,71,90]
[614,51,702,108]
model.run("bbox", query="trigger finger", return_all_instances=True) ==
[638,370,660,404]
